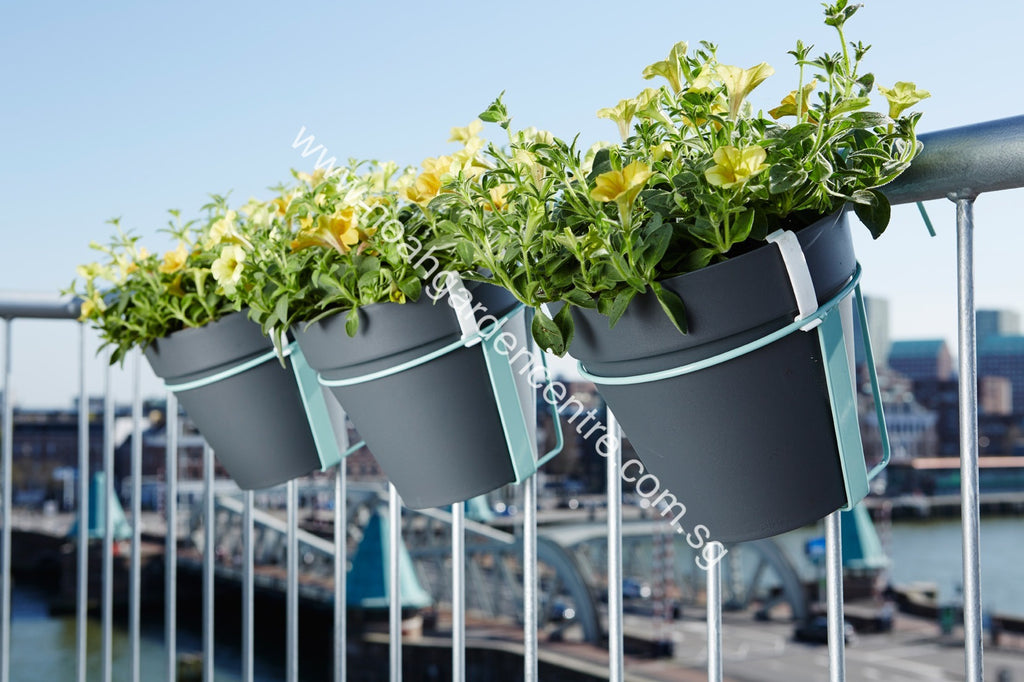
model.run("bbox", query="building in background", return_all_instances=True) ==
[888,339,953,383]
[977,309,1021,348]
[978,335,1024,414]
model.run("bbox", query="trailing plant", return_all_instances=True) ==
[447,0,928,355]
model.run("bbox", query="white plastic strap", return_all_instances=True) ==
[445,272,482,342]
[766,229,820,331]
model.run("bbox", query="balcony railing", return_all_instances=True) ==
[2,115,1024,682]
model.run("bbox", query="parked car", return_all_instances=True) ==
[793,616,856,645]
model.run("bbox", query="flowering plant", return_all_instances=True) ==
[228,128,487,350]
[447,1,928,355]
[67,198,244,363]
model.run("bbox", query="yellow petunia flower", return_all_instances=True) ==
[878,82,931,119]
[211,245,246,295]
[159,242,188,274]
[687,62,717,93]
[78,295,105,321]
[206,210,239,247]
[704,145,769,189]
[591,161,654,206]
[483,184,512,212]
[597,98,640,142]
[449,120,484,144]
[290,208,361,255]
[642,41,688,93]
[717,62,775,120]
[769,79,818,120]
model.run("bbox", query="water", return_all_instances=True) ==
[776,515,1024,614]
[8,584,286,681]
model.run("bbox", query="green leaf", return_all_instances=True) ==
[607,288,636,327]
[651,282,688,334]
[562,289,597,308]
[531,307,567,356]
[553,302,575,350]
[725,209,755,249]
[273,295,289,328]
[640,221,672,273]
[586,148,613,183]
[686,217,721,248]
[398,275,421,301]
[345,307,360,337]
[769,163,809,195]
[852,189,891,239]
[829,96,871,117]
[640,190,676,218]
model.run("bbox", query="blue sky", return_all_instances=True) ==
[3,0,1023,407]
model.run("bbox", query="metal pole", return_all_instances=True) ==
[203,443,214,682]
[523,471,538,682]
[955,195,984,682]
[165,392,178,682]
[334,466,346,682]
[452,501,465,682]
[130,351,143,682]
[287,479,299,682]
[102,359,114,682]
[706,552,722,682]
[825,510,846,682]
[606,409,623,682]
[0,321,12,682]
[242,489,254,682]
[76,324,89,682]
[388,483,401,682]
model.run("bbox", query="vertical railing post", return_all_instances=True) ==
[76,324,89,682]
[287,479,299,682]
[825,510,846,682]
[606,409,623,682]
[202,443,215,682]
[523,472,538,682]
[102,359,114,682]
[0,321,12,682]
[242,489,254,682]
[954,194,984,682]
[165,392,178,682]
[334,465,346,682]
[388,483,402,682]
[706,550,722,682]
[130,351,143,682]
[451,501,465,682]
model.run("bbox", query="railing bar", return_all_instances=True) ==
[130,351,143,682]
[102,358,114,682]
[202,443,214,682]
[0,321,12,682]
[523,472,538,682]
[165,392,178,682]
[334,464,346,682]
[76,324,89,682]
[452,501,465,682]
[825,510,846,682]
[706,550,722,682]
[955,196,985,682]
[388,483,401,682]
[287,478,299,682]
[606,409,624,682]
[242,489,254,682]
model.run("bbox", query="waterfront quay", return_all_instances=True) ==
[8,502,1024,681]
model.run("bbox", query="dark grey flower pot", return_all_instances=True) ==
[144,311,323,490]
[294,284,533,509]
[568,210,863,543]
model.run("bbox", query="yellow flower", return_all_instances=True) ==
[717,62,775,120]
[878,82,931,119]
[591,161,654,205]
[123,247,148,276]
[704,145,769,189]
[389,286,406,304]
[483,184,512,212]
[633,87,673,128]
[206,210,239,247]
[448,120,483,144]
[211,245,246,295]
[687,62,716,93]
[296,168,328,186]
[516,127,554,146]
[290,208,361,255]
[597,98,640,142]
[642,41,688,93]
[159,242,188,274]
[402,171,443,206]
[650,142,673,164]
[769,79,818,120]
[78,295,104,321]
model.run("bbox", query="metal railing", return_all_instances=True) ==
[1,115,1023,681]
